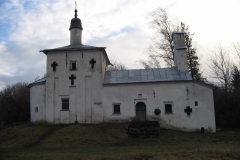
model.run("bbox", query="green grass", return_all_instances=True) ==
[0,123,240,160]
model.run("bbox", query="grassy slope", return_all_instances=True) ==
[0,123,240,160]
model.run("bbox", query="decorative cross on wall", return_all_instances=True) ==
[184,106,192,115]
[69,74,76,85]
[89,58,96,69]
[51,62,58,71]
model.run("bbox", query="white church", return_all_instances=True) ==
[29,8,216,132]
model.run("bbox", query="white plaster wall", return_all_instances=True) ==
[45,49,107,124]
[30,84,46,122]
[173,32,188,72]
[41,47,216,133]
[70,28,82,45]
[101,81,216,132]
[176,49,188,72]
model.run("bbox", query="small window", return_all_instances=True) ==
[35,107,38,113]
[165,103,172,114]
[195,101,198,106]
[70,61,77,70]
[62,99,69,110]
[113,104,121,114]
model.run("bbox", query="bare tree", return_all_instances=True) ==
[139,8,178,68]
[232,42,240,66]
[209,44,232,94]
[108,60,127,71]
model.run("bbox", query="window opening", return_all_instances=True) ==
[165,103,172,114]
[62,99,69,110]
[70,61,77,70]
[195,101,198,106]
[113,104,121,114]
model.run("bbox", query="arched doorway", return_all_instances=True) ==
[136,102,146,122]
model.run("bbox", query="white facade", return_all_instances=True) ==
[29,11,216,132]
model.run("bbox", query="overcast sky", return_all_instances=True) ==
[1,0,240,90]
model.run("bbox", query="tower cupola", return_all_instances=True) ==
[69,7,83,45]
[69,9,83,30]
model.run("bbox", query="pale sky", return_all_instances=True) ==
[1,0,240,89]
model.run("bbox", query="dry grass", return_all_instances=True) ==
[0,123,240,160]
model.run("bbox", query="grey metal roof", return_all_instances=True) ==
[40,44,111,65]
[28,77,46,88]
[40,44,106,53]
[103,67,192,84]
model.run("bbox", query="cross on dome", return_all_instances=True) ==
[74,1,78,18]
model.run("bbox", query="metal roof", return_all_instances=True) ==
[40,44,111,66]
[103,67,192,84]
[40,44,106,53]
[28,77,46,88]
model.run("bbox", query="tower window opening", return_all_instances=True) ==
[70,61,77,70]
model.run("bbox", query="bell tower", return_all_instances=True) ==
[69,3,83,45]
[172,31,188,72]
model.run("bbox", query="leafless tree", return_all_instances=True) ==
[232,42,240,66]
[209,44,232,94]
[108,60,127,71]
[139,8,178,68]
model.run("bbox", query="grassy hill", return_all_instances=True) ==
[0,123,240,160]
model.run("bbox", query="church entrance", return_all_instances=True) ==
[136,102,146,122]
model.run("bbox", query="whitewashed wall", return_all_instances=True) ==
[44,49,107,124]
[101,82,216,132]
[30,48,216,133]
[30,84,46,122]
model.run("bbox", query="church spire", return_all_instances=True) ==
[74,9,78,18]
[74,2,77,18]
[69,2,83,45]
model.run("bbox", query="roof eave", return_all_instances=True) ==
[40,47,107,55]
[28,81,46,88]
[193,80,216,90]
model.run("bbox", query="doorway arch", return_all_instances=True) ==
[136,102,146,122]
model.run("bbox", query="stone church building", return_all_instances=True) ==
[29,9,216,132]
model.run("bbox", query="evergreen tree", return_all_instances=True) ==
[139,8,205,81]
[231,65,240,93]
[181,22,205,81]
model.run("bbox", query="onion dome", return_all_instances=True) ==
[69,9,83,30]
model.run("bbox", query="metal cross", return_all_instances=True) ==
[51,62,58,71]
[89,58,96,69]
[184,106,192,115]
[74,2,78,18]
[69,74,76,85]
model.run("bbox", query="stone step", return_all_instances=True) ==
[126,121,160,138]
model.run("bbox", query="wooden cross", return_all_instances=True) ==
[69,74,76,85]
[89,58,96,69]
[51,62,58,71]
[184,106,192,115]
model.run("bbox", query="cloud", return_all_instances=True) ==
[1,0,240,88]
